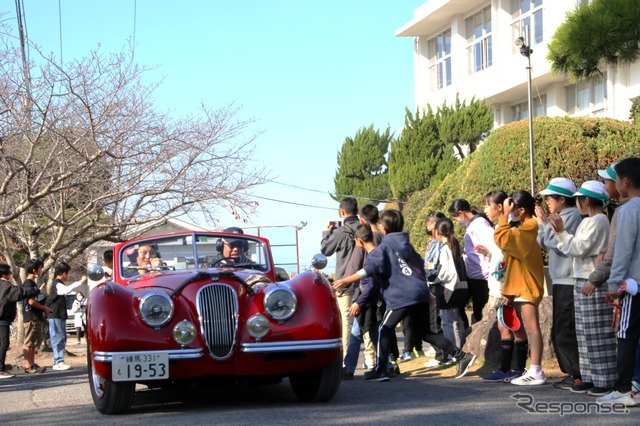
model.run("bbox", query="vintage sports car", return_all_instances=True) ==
[86,231,342,414]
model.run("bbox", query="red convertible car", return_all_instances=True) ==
[86,231,342,414]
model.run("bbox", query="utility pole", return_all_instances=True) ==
[15,0,33,120]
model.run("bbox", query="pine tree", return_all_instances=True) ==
[548,0,640,80]
[437,94,493,158]
[388,107,459,203]
[333,125,392,204]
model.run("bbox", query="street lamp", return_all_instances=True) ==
[294,221,307,274]
[515,34,535,195]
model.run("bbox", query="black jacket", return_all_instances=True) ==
[0,279,38,323]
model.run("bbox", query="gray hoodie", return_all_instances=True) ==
[320,217,360,282]
[537,207,582,285]
[608,197,640,292]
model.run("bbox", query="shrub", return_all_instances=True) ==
[408,116,640,252]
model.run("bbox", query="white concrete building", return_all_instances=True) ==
[396,0,640,126]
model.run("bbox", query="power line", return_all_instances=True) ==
[250,195,335,211]
[271,180,405,204]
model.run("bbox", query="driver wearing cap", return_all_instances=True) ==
[219,227,252,265]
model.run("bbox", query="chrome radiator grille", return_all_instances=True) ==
[197,284,238,359]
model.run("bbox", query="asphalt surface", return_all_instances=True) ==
[0,359,635,425]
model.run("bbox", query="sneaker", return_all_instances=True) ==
[342,368,354,380]
[596,390,638,407]
[482,369,510,383]
[363,359,375,370]
[399,351,412,362]
[553,375,577,390]
[588,387,613,397]
[52,363,71,371]
[25,365,46,374]
[511,370,546,386]
[502,369,524,383]
[423,346,436,358]
[0,371,15,379]
[424,359,441,369]
[632,380,640,394]
[455,353,477,379]
[413,349,425,358]
[385,365,397,377]
[570,380,594,394]
[364,369,390,382]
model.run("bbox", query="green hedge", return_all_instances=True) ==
[407,116,640,252]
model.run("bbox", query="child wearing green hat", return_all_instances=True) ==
[549,180,616,396]
[535,177,583,390]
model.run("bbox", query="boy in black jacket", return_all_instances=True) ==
[0,263,38,378]
[334,210,476,381]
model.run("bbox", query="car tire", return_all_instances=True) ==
[289,351,342,402]
[87,338,135,414]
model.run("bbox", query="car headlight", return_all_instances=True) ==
[263,287,297,321]
[173,320,196,345]
[246,314,270,338]
[139,291,174,327]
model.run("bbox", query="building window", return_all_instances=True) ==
[511,95,546,121]
[428,29,452,90]
[565,74,607,115]
[466,6,492,73]
[511,0,543,48]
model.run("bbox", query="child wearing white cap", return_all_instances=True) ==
[535,178,583,390]
[597,157,640,407]
[549,180,616,396]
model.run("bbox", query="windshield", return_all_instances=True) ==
[119,233,270,278]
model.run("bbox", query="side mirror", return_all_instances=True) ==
[310,254,327,270]
[87,264,105,282]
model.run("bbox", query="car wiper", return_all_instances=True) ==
[171,270,254,298]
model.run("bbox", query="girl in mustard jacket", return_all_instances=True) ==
[494,190,546,386]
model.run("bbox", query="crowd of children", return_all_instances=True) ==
[331,156,640,407]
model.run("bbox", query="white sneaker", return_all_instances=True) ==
[423,346,436,358]
[596,391,638,406]
[423,359,440,368]
[0,371,15,379]
[364,359,375,370]
[52,363,71,371]
[511,370,546,386]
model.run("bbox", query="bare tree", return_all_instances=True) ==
[0,31,267,277]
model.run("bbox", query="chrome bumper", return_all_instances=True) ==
[240,338,342,353]
[94,348,204,363]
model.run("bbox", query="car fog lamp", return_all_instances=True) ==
[246,314,270,338]
[173,320,196,345]
[263,287,297,321]
[139,292,174,327]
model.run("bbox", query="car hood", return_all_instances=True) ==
[124,268,270,291]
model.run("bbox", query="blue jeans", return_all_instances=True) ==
[343,319,363,373]
[48,318,67,365]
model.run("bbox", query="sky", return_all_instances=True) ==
[3,1,425,274]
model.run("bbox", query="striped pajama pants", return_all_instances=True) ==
[574,280,618,388]
[614,291,640,392]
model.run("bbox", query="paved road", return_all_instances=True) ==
[0,361,635,425]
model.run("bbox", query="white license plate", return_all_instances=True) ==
[112,352,169,382]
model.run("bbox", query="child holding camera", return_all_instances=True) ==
[494,190,546,385]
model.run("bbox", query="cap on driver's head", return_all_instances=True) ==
[224,227,244,234]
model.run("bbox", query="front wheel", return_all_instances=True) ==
[289,352,342,402]
[87,340,135,414]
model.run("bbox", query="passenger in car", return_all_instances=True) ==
[123,244,163,277]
